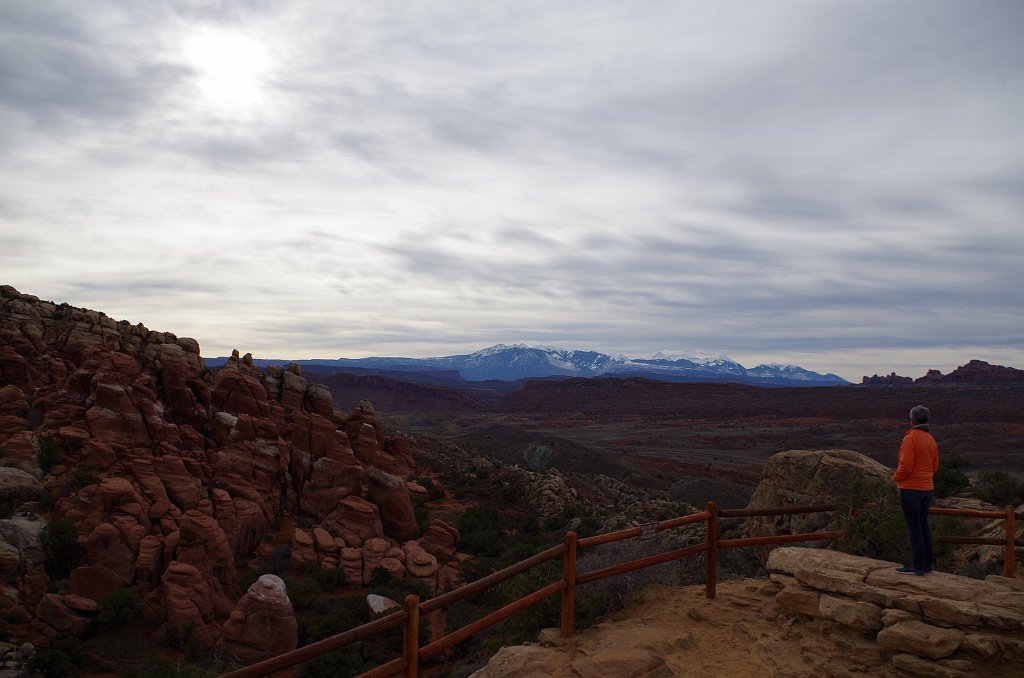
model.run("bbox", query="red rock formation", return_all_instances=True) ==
[222,574,298,663]
[0,286,455,657]
[157,561,219,647]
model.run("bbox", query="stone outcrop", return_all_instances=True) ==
[0,286,465,656]
[222,574,298,663]
[745,449,893,539]
[768,547,1024,673]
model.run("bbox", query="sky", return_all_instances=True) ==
[1,1,1022,382]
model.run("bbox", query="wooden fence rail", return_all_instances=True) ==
[220,502,1022,678]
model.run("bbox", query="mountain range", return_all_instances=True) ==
[207,343,849,387]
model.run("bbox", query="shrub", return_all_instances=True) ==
[298,599,367,677]
[66,463,99,492]
[98,587,143,627]
[830,478,910,565]
[29,633,81,678]
[37,435,61,473]
[974,471,1024,506]
[41,516,81,579]
[934,453,971,498]
[492,561,562,644]
[29,649,78,678]
[458,506,506,557]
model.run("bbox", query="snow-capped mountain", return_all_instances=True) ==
[212,345,849,386]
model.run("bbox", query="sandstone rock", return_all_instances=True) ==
[69,566,122,601]
[80,522,135,585]
[0,468,42,511]
[323,496,384,548]
[960,632,1001,658]
[173,510,238,617]
[362,537,391,585]
[211,369,269,418]
[0,291,457,647]
[34,594,95,636]
[876,620,963,659]
[469,644,567,678]
[568,647,667,678]
[819,594,883,632]
[366,593,399,615]
[890,652,967,677]
[298,440,364,519]
[745,449,893,539]
[419,520,460,561]
[775,587,820,617]
[406,549,438,594]
[222,574,298,664]
[291,528,317,570]
[159,561,218,647]
[368,466,418,543]
[340,547,363,587]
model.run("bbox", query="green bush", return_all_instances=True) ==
[29,649,78,678]
[492,561,562,644]
[37,435,61,473]
[934,453,971,498]
[41,516,81,580]
[298,598,367,677]
[974,471,1024,506]
[66,463,99,492]
[121,657,220,678]
[458,506,507,557]
[98,587,143,627]
[30,633,81,678]
[830,478,910,565]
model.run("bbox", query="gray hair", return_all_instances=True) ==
[909,405,930,425]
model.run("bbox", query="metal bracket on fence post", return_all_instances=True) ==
[1005,506,1017,578]
[561,531,577,638]
[404,594,420,678]
[706,501,718,600]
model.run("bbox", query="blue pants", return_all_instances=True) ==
[900,489,933,570]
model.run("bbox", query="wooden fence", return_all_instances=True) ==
[220,502,1021,678]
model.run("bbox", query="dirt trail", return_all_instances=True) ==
[473,579,888,677]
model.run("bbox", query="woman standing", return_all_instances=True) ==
[893,405,939,575]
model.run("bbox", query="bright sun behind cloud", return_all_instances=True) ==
[182,27,273,118]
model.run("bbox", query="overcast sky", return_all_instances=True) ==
[2,1,1022,381]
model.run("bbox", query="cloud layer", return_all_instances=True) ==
[2,1,1022,380]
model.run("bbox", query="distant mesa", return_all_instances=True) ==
[861,360,1024,386]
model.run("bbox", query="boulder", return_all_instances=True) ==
[222,574,298,663]
[368,466,418,543]
[323,496,384,548]
[746,449,893,539]
[0,468,42,511]
[877,620,963,660]
[159,561,219,647]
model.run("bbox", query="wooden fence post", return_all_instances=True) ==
[561,531,577,638]
[706,501,718,599]
[1005,506,1017,578]
[403,594,420,678]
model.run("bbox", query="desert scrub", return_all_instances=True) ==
[974,470,1024,506]
[37,435,61,472]
[830,478,910,565]
[41,516,81,580]
[98,586,143,627]
[934,453,971,498]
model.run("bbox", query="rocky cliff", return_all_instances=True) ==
[0,286,463,662]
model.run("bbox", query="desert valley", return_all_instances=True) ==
[1,285,1023,677]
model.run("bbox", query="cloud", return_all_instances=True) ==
[1,1,1022,381]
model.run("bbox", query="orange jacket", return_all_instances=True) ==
[893,426,939,490]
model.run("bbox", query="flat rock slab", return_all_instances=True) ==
[768,547,1024,633]
[878,620,963,659]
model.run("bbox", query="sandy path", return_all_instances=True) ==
[473,579,885,677]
